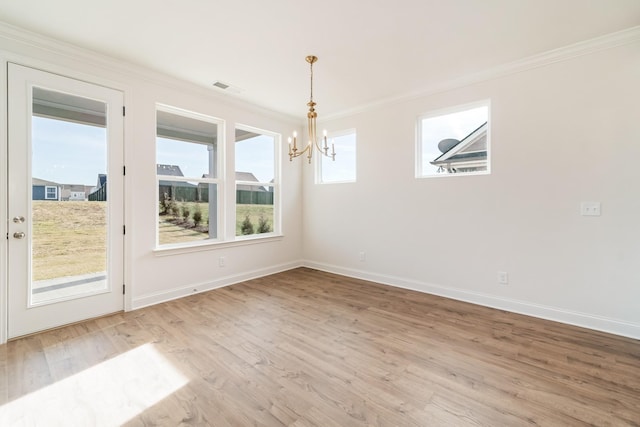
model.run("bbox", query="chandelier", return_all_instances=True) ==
[288,55,336,163]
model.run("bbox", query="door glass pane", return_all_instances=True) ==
[31,88,108,305]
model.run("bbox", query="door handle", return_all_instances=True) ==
[13,231,26,239]
[13,216,25,224]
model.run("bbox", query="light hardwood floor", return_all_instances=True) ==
[1,268,639,426]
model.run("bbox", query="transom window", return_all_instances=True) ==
[417,101,490,177]
[317,129,356,184]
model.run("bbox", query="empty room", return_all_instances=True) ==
[0,1,639,425]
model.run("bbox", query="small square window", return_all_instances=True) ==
[417,101,490,177]
[318,129,356,183]
[45,186,58,200]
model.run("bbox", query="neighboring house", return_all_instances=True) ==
[157,164,184,180]
[157,164,200,202]
[60,184,87,201]
[235,171,273,205]
[32,178,61,201]
[431,122,488,173]
[96,173,107,189]
[235,171,268,192]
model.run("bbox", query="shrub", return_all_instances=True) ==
[257,215,271,233]
[181,204,191,223]
[170,203,180,217]
[193,204,203,227]
[241,215,254,235]
[159,193,171,215]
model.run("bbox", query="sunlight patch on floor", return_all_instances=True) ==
[0,343,188,426]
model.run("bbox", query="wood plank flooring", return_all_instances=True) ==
[1,267,639,426]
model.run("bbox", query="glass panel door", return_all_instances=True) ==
[7,63,124,338]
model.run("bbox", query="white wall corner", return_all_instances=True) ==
[131,260,304,310]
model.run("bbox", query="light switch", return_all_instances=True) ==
[580,202,601,216]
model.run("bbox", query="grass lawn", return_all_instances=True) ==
[32,200,107,281]
[159,201,274,244]
[31,201,275,280]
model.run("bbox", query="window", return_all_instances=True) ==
[45,186,58,200]
[318,129,356,183]
[235,125,278,237]
[156,105,222,246]
[417,101,490,177]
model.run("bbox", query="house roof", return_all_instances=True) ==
[431,122,488,166]
[235,171,260,183]
[32,178,60,187]
[236,172,267,192]
[157,164,184,177]
[204,171,268,192]
[61,184,87,192]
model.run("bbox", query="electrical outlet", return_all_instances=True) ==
[580,202,601,216]
[498,271,509,285]
[219,256,226,267]
[359,251,366,262]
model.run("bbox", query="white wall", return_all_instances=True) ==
[303,39,640,339]
[0,25,304,342]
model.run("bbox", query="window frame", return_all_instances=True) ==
[155,104,224,249]
[316,128,357,184]
[45,186,58,200]
[416,99,491,179]
[234,123,280,239]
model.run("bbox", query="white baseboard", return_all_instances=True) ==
[131,260,303,310]
[302,260,640,340]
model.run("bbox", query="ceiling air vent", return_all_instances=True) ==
[213,81,229,90]
[212,81,243,94]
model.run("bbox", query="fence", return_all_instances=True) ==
[88,183,107,201]
[159,184,273,205]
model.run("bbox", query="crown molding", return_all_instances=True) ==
[2,21,638,125]
[0,21,299,124]
[324,25,640,121]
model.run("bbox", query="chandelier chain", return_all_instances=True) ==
[309,60,314,103]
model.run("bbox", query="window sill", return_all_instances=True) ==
[153,234,284,257]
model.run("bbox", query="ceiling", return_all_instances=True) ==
[0,0,639,118]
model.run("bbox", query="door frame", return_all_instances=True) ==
[0,56,132,344]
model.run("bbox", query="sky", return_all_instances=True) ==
[32,117,276,186]
[32,116,106,186]
[320,131,356,183]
